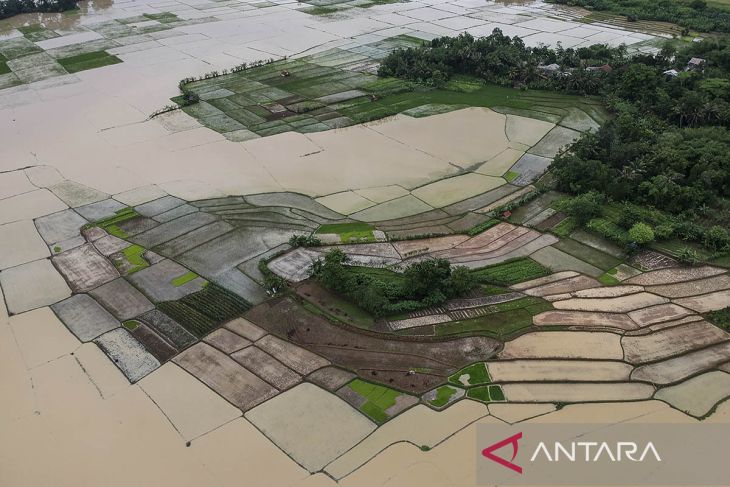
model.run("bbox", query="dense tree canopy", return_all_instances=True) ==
[312,249,477,317]
[0,0,77,20]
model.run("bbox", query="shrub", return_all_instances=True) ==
[628,222,655,245]
[677,247,700,264]
[288,234,321,247]
[704,225,730,251]
[558,191,606,225]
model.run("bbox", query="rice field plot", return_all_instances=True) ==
[316,222,375,243]
[178,40,606,137]
[245,296,500,393]
[57,50,122,74]
[470,258,551,286]
[434,297,553,339]
[296,280,375,329]
[338,379,417,424]
[448,363,491,387]
[466,385,506,403]
[553,238,622,271]
[157,283,251,337]
[422,384,464,409]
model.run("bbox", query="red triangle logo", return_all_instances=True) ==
[482,432,523,474]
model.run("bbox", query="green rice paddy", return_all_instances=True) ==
[470,258,551,286]
[466,384,505,403]
[120,245,149,274]
[428,385,460,408]
[57,51,122,74]
[347,378,406,424]
[448,362,491,387]
[171,271,199,287]
[317,222,375,243]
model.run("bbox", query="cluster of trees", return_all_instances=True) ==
[379,31,730,245]
[548,0,730,34]
[0,0,77,19]
[312,249,476,317]
[378,31,628,94]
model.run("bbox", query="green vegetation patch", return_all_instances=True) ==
[466,218,501,236]
[17,24,59,42]
[94,207,138,238]
[143,12,179,23]
[435,296,552,339]
[122,320,140,331]
[470,258,551,286]
[157,283,251,337]
[120,245,149,274]
[317,222,375,243]
[553,238,622,271]
[466,384,505,403]
[448,362,491,387]
[428,385,460,408]
[57,50,122,74]
[348,379,404,424]
[171,271,199,287]
[504,170,520,183]
[705,307,730,331]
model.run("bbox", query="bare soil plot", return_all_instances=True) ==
[92,235,129,256]
[315,191,375,215]
[629,250,678,270]
[521,275,600,297]
[475,148,524,177]
[51,294,119,341]
[627,303,695,327]
[505,114,554,146]
[224,317,267,341]
[627,266,726,286]
[508,153,552,186]
[246,297,500,393]
[646,274,730,298]
[256,334,330,375]
[502,382,654,403]
[231,347,302,391]
[552,292,668,313]
[128,259,206,302]
[511,271,579,290]
[173,342,278,411]
[0,259,71,314]
[138,363,241,441]
[324,242,401,259]
[0,189,67,226]
[532,310,638,331]
[674,290,730,313]
[306,366,357,391]
[393,235,467,256]
[500,331,623,360]
[632,342,730,385]
[354,185,409,204]
[654,371,730,417]
[622,321,728,364]
[52,244,119,292]
[487,360,633,382]
[245,383,376,472]
[94,328,160,382]
[89,278,155,321]
[572,285,644,298]
[204,328,251,354]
